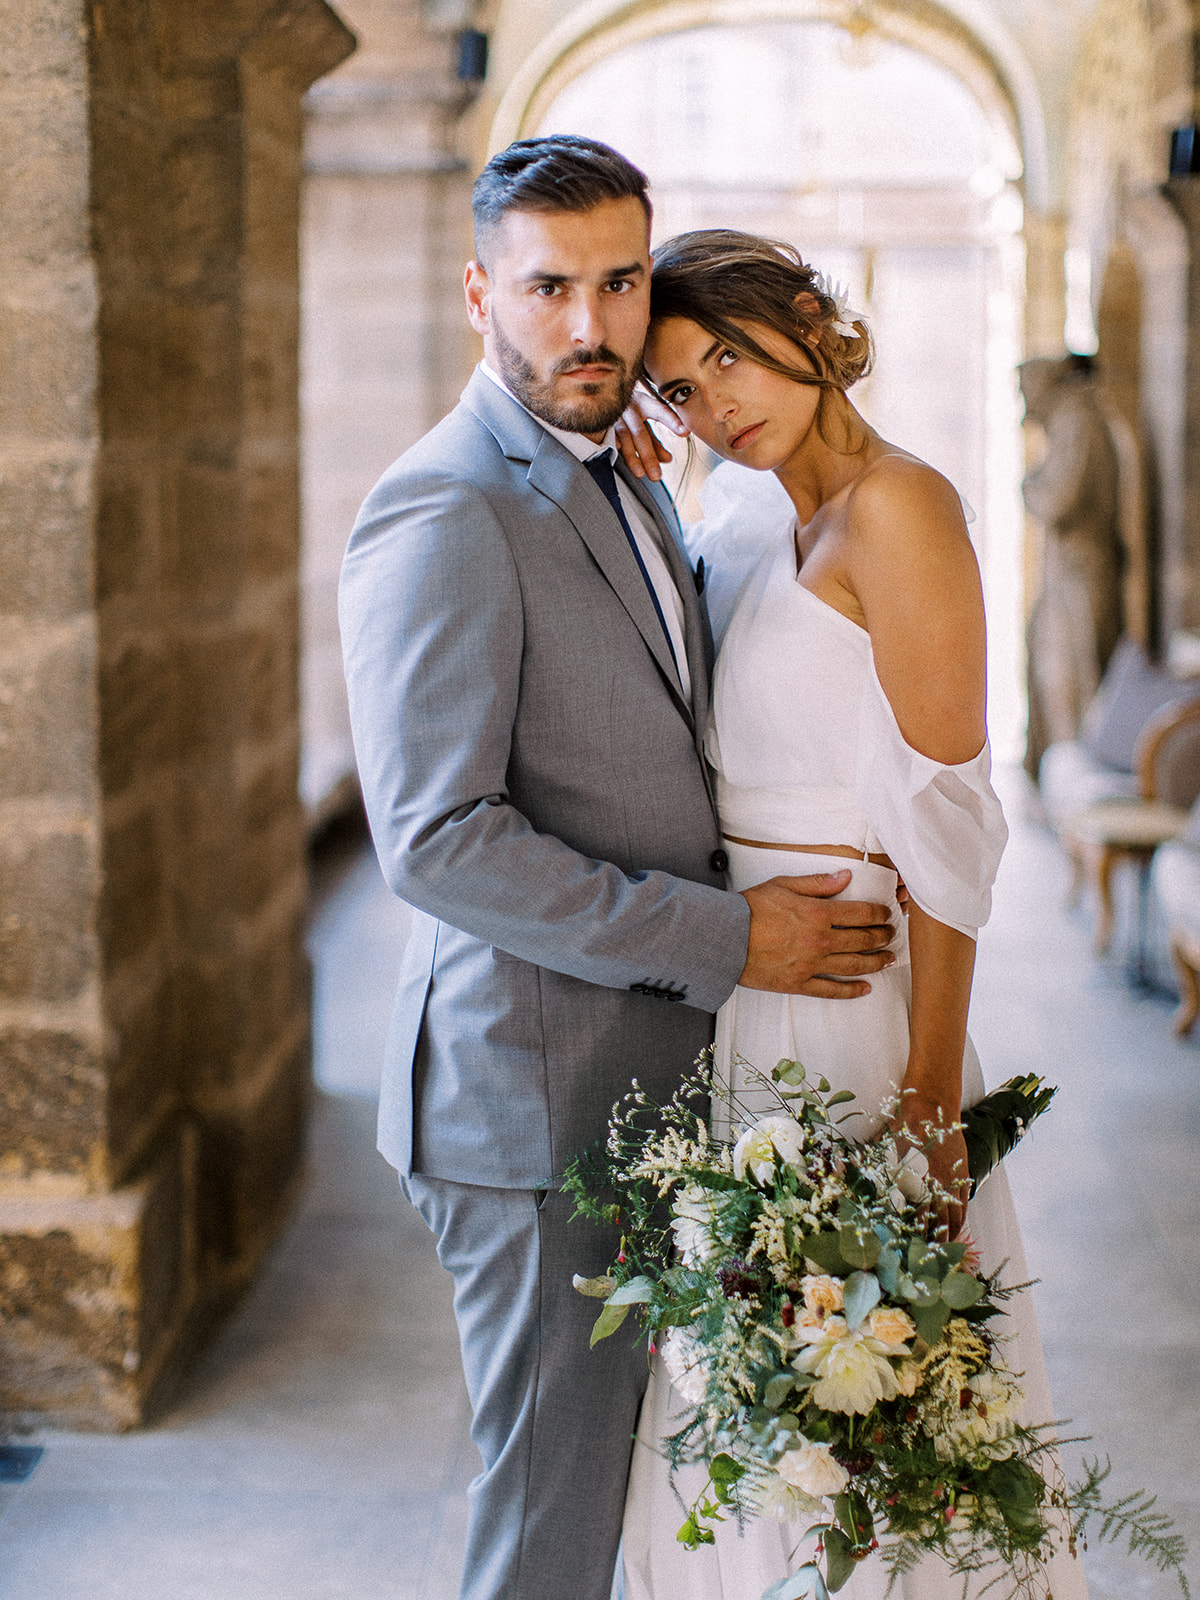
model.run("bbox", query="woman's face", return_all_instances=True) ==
[643,315,822,470]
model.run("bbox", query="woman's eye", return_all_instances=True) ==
[717,349,738,368]
[668,385,694,405]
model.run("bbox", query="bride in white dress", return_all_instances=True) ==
[619,231,1088,1600]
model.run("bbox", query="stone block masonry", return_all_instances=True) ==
[0,0,354,1429]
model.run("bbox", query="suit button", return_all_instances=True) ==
[710,849,729,874]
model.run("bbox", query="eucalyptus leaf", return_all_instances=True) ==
[764,1372,796,1410]
[875,1245,901,1297]
[763,1564,824,1600]
[907,1239,941,1282]
[842,1270,882,1328]
[589,1301,632,1346]
[838,1225,881,1269]
[799,1232,846,1274]
[941,1270,988,1309]
[826,1089,857,1106]
[572,1273,616,1299]
[824,1525,857,1592]
[607,1275,655,1306]
[773,1059,807,1085]
[912,1298,951,1347]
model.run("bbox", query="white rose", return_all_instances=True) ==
[752,1471,823,1522]
[776,1439,850,1498]
[661,1326,708,1406]
[732,1114,806,1185]
[670,1184,719,1267]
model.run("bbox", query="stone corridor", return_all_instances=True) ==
[0,771,1196,1600]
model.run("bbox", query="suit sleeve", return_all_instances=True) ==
[338,466,750,1013]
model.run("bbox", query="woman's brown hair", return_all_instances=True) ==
[648,229,874,447]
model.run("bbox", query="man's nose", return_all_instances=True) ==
[570,294,607,345]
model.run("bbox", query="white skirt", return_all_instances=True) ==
[621,848,1087,1600]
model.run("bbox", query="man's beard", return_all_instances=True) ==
[492,319,638,434]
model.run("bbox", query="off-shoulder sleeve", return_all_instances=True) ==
[855,657,1008,939]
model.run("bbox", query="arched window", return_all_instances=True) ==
[535,19,1027,753]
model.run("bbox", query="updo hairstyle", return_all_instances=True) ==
[648,230,873,445]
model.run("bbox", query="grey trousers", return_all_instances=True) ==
[404,1174,649,1600]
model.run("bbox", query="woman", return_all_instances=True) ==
[619,232,1086,1600]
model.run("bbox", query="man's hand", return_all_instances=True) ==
[738,870,896,997]
[614,386,689,481]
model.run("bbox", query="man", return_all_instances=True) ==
[339,136,896,1600]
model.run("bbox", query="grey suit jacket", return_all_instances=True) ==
[339,368,751,1187]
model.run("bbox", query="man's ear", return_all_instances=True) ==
[465,260,491,335]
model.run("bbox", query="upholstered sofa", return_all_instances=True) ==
[1151,807,1200,1033]
[1038,638,1200,951]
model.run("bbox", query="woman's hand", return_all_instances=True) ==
[890,1090,969,1242]
[614,386,689,481]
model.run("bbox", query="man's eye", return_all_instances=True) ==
[607,279,634,294]
[534,283,561,297]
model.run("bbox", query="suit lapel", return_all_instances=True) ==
[462,369,698,728]
[527,441,693,725]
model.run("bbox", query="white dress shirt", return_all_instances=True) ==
[479,362,690,700]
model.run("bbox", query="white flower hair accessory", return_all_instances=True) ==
[812,270,863,337]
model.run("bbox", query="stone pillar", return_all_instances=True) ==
[1023,210,1068,360]
[1163,177,1200,634]
[299,0,479,821]
[0,0,353,1430]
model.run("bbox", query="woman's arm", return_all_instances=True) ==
[846,458,986,1235]
[900,906,974,1237]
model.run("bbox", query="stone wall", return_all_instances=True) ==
[0,0,353,1430]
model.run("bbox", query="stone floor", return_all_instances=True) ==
[0,771,1197,1599]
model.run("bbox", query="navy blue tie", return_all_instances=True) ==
[584,453,680,680]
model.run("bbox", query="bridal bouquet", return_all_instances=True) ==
[567,1058,1188,1600]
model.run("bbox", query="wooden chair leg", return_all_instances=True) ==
[1170,937,1200,1036]
[1092,844,1118,955]
[1064,839,1086,909]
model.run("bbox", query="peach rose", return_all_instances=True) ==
[801,1274,845,1317]
[868,1307,917,1347]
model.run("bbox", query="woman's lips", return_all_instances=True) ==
[728,421,765,451]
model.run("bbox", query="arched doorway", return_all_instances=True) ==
[490,9,1031,755]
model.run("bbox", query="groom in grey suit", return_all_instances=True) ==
[339,136,895,1600]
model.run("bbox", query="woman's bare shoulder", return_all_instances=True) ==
[843,451,968,552]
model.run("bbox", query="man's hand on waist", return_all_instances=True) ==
[738,871,896,997]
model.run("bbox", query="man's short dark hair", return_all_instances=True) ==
[472,136,651,263]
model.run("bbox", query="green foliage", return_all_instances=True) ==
[1071,1458,1191,1599]
[961,1075,1057,1195]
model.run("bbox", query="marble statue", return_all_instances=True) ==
[1021,354,1124,777]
